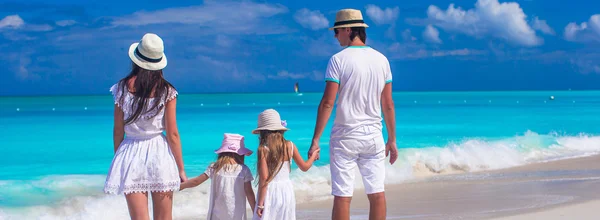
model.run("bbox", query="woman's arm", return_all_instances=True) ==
[164,97,186,181]
[291,142,320,171]
[113,104,125,153]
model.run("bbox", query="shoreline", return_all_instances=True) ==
[297,154,600,219]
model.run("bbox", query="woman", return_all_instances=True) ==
[104,33,186,220]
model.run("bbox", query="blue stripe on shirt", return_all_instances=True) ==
[325,78,340,84]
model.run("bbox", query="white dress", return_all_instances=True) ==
[104,83,181,195]
[252,142,296,220]
[205,163,254,220]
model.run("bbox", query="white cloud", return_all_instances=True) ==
[568,51,600,74]
[423,25,442,44]
[294,9,328,30]
[424,0,542,46]
[195,55,266,83]
[17,56,31,80]
[27,24,53,32]
[387,30,486,60]
[388,43,428,59]
[386,29,427,59]
[365,5,399,25]
[111,1,288,34]
[384,25,396,40]
[309,71,324,81]
[304,34,341,57]
[2,32,35,41]
[268,70,323,81]
[531,17,555,35]
[0,15,52,40]
[432,49,486,57]
[570,58,600,74]
[197,55,230,67]
[402,29,417,42]
[0,15,24,29]
[56,20,77,27]
[268,70,307,80]
[387,30,427,60]
[6,53,41,80]
[215,35,234,47]
[230,67,266,82]
[564,14,600,43]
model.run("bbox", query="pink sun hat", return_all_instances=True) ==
[215,133,253,156]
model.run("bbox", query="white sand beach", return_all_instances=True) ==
[491,200,600,220]
[297,155,600,219]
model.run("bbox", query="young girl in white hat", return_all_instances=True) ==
[251,109,320,220]
[180,133,256,220]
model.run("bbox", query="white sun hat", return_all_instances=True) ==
[329,9,369,30]
[252,109,289,134]
[128,33,168,71]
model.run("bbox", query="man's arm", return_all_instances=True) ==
[381,82,398,164]
[309,82,339,158]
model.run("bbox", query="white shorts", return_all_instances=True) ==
[329,125,386,197]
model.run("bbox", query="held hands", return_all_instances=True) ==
[308,141,321,161]
[385,141,398,165]
[179,178,192,191]
[179,170,188,183]
[309,148,321,161]
[178,170,188,191]
[256,205,264,217]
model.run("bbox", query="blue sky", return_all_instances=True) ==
[0,0,599,96]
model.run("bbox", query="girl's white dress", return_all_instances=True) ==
[252,142,296,220]
[205,163,254,220]
[104,83,181,195]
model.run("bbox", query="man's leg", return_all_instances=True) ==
[333,196,352,220]
[367,192,386,220]
[357,131,387,220]
[330,138,358,220]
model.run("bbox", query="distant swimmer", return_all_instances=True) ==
[549,96,555,100]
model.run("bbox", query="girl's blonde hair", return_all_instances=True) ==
[212,152,244,174]
[256,130,290,184]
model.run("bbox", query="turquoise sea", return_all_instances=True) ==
[1,91,600,219]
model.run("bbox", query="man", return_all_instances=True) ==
[308,8,398,220]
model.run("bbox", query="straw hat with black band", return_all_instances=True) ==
[329,9,369,30]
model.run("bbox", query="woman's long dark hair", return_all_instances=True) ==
[118,62,175,124]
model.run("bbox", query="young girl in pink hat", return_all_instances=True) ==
[180,133,256,220]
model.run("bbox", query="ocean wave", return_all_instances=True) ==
[403,131,600,177]
[2,131,600,219]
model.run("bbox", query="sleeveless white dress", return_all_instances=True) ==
[252,142,296,220]
[103,83,181,195]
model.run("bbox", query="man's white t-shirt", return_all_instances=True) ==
[325,45,392,138]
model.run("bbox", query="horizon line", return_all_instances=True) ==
[0,88,594,98]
